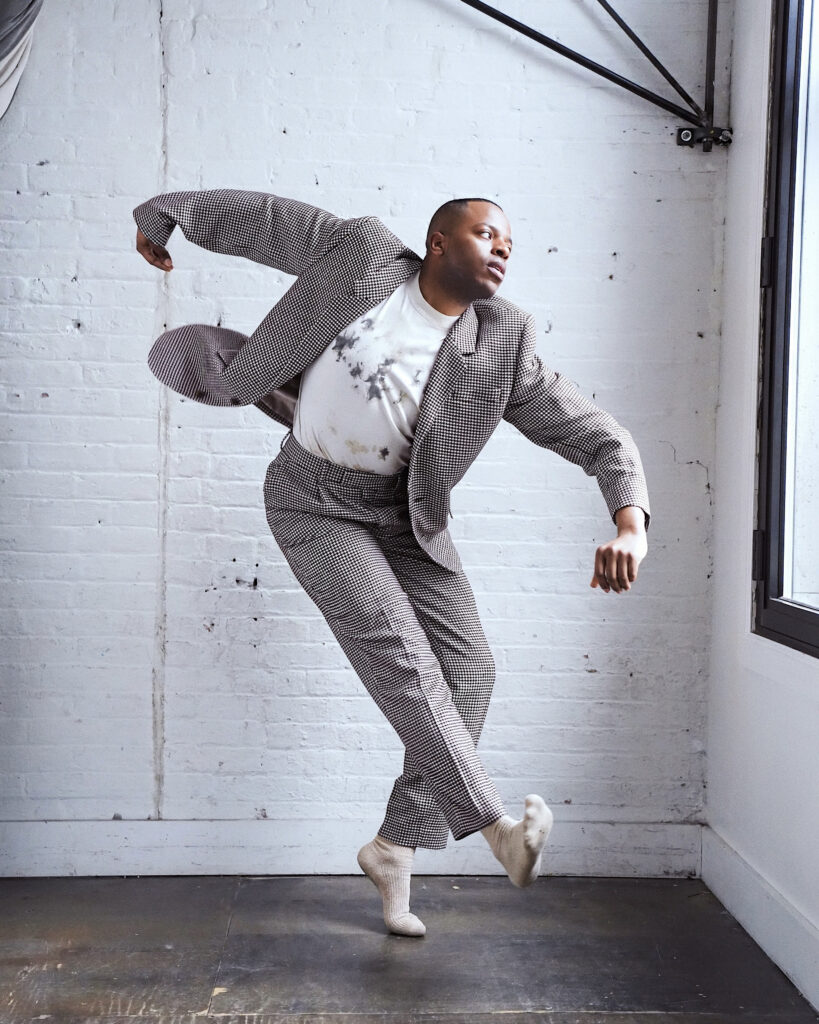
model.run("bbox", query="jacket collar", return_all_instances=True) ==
[448,304,478,355]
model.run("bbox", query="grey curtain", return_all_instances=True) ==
[0,0,44,118]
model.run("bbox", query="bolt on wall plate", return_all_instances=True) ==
[676,126,733,151]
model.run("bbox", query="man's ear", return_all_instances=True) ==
[427,230,447,257]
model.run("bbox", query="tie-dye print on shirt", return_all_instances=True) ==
[294,273,458,473]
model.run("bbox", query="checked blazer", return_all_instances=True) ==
[134,189,650,572]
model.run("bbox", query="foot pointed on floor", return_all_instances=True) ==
[482,794,554,888]
[357,834,426,937]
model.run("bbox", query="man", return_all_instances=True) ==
[134,189,649,937]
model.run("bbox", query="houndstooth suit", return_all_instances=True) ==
[134,189,650,848]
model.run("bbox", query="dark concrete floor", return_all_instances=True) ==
[0,876,816,1024]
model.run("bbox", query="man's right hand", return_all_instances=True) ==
[136,227,173,271]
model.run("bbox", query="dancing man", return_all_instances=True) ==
[134,189,649,936]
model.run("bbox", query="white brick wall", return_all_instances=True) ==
[0,0,728,875]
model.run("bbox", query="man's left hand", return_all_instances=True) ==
[590,506,648,594]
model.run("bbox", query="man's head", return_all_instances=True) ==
[420,198,512,313]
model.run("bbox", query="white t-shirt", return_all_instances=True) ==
[293,272,459,473]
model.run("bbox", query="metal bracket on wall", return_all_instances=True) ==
[455,0,732,151]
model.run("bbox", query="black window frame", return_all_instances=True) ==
[756,0,819,658]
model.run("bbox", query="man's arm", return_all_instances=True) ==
[133,189,345,277]
[504,315,650,592]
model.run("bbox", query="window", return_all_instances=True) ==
[756,0,819,657]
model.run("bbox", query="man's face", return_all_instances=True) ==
[437,202,513,301]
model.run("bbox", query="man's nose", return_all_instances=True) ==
[493,240,511,259]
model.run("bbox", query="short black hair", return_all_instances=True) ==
[426,197,505,246]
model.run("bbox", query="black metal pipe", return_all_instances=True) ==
[594,0,704,118]
[704,0,719,126]
[456,0,704,126]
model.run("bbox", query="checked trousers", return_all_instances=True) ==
[263,434,506,849]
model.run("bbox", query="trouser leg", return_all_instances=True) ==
[265,471,505,846]
[378,539,496,849]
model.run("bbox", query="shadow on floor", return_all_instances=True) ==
[0,875,816,1023]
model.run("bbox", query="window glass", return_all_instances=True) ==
[784,0,819,610]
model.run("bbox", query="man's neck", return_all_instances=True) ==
[418,264,469,317]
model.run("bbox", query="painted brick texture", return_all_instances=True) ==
[0,0,728,874]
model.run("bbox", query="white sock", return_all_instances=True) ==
[482,794,554,888]
[357,835,426,937]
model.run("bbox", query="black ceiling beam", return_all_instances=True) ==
[594,0,704,120]
[454,0,731,146]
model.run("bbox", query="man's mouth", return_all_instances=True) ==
[487,261,505,281]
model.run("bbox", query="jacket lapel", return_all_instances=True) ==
[286,256,421,377]
[412,305,477,451]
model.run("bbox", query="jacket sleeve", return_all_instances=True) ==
[132,189,345,276]
[503,314,650,525]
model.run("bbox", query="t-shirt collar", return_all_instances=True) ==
[407,272,461,331]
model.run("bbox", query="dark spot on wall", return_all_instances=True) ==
[41,392,49,398]
[349,362,362,379]
[73,320,82,329]
[547,246,558,253]
[37,159,49,166]
[112,813,122,820]
[378,447,389,460]
[697,331,704,338]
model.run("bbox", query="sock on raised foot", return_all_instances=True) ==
[357,835,426,937]
[482,794,554,888]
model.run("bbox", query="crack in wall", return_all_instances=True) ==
[151,0,170,822]
[660,439,713,506]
